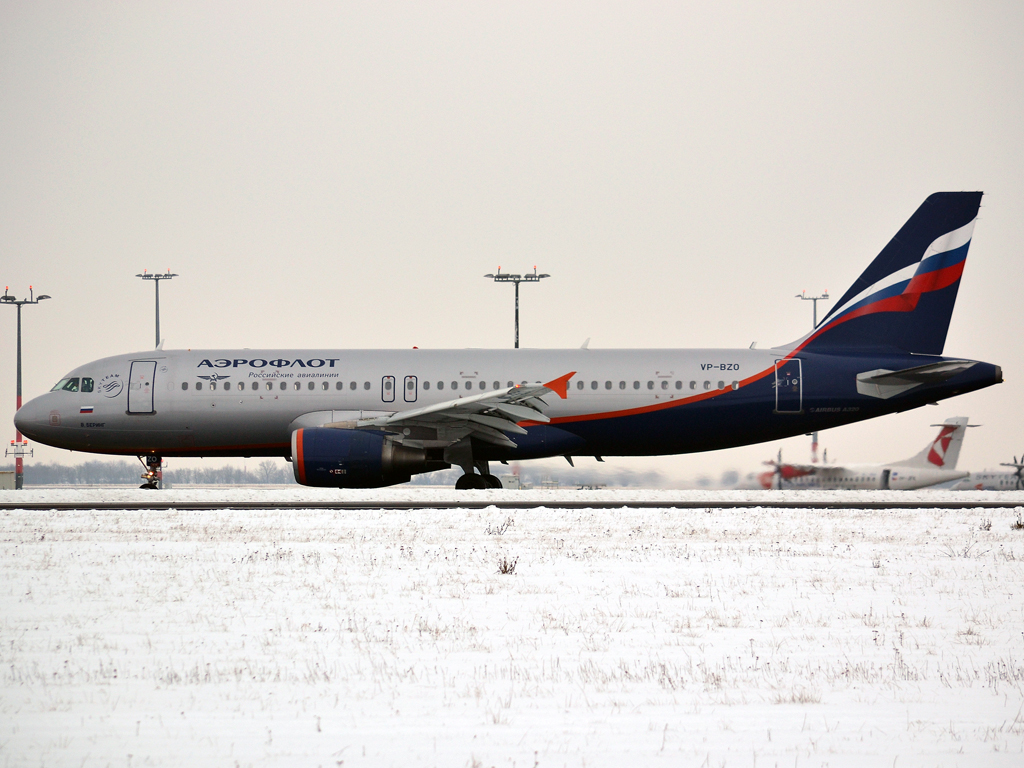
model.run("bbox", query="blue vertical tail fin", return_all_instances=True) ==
[790,192,983,355]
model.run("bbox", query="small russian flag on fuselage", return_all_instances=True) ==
[80,406,94,414]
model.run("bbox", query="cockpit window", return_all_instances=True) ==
[81,378,94,393]
[50,378,80,392]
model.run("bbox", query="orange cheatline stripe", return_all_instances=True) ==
[520,363,779,426]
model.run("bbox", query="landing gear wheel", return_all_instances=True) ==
[138,455,164,490]
[483,474,503,489]
[456,473,490,490]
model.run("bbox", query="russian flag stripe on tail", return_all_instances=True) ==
[792,192,982,356]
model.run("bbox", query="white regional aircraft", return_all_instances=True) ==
[14,192,1003,489]
[759,417,973,490]
[955,458,1024,490]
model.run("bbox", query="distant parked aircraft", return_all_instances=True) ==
[760,417,974,490]
[955,457,1024,490]
[15,193,1002,489]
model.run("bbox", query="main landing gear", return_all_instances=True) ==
[455,461,503,490]
[138,455,163,489]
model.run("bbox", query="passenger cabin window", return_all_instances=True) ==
[251,382,258,391]
[718,381,725,389]
[437,381,444,390]
[661,381,668,390]
[322,381,329,390]
[618,381,625,390]
[465,381,472,390]
[732,381,739,390]
[350,382,357,390]
[211,382,217,390]
[675,381,682,390]
[690,381,696,390]
[479,381,486,390]
[266,382,273,391]
[507,381,514,388]
[591,381,598,390]
[294,382,301,390]
[423,381,431,390]
[577,380,584,390]
[81,378,94,393]
[451,381,458,390]
[281,382,287,391]
[493,381,500,389]
[308,382,315,390]
[335,381,343,390]
[633,381,640,390]
[647,381,653,390]
[195,382,203,391]
[703,381,710,390]
[181,382,188,391]
[363,382,370,390]
[605,381,612,390]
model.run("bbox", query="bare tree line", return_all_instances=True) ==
[1,460,295,486]
[3,460,670,488]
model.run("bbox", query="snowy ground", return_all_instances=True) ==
[2,491,1024,767]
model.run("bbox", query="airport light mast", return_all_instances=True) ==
[484,267,550,349]
[797,290,829,462]
[2,286,51,490]
[135,269,177,348]
[796,289,829,328]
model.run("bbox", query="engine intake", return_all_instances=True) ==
[292,427,446,488]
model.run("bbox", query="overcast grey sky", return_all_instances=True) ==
[2,1,1022,484]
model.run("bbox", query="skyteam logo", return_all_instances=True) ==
[818,218,976,335]
[98,373,124,398]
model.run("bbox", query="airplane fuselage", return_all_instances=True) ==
[16,346,1001,465]
[771,464,968,491]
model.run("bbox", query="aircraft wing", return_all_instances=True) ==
[328,371,575,449]
[777,462,820,477]
[767,460,854,479]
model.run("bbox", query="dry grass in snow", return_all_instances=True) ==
[2,497,1024,766]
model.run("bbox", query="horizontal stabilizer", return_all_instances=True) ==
[856,360,975,400]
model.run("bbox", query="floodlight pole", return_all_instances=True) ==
[484,267,550,348]
[2,286,51,489]
[795,289,829,328]
[135,270,178,348]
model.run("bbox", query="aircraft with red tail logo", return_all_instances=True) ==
[14,192,1003,489]
[760,417,974,490]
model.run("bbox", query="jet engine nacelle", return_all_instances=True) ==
[291,427,446,488]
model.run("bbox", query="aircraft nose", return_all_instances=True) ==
[14,396,49,439]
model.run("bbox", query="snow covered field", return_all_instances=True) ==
[2,491,1024,767]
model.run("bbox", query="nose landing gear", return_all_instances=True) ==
[138,455,163,489]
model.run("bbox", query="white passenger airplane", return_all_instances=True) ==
[759,417,973,490]
[14,192,1003,489]
[955,458,1024,490]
